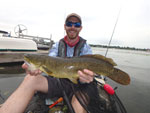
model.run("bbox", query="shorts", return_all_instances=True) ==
[42,77,103,113]
[45,76,75,99]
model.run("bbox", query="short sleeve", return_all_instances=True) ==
[48,42,59,57]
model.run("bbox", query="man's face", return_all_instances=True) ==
[64,17,82,40]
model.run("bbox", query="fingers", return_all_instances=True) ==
[78,69,94,83]
[22,63,42,76]
[22,63,28,69]
[27,70,42,76]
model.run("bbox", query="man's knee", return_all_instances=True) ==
[23,74,48,93]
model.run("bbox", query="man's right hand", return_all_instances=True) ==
[22,63,42,76]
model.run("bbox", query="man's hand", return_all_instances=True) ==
[22,63,42,76]
[78,69,94,83]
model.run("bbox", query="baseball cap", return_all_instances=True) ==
[65,13,82,24]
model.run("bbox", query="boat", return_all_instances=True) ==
[0,29,50,74]
[0,28,53,64]
[0,36,37,74]
[0,37,37,52]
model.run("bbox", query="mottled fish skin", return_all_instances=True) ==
[24,54,130,85]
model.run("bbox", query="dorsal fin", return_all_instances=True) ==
[80,54,117,66]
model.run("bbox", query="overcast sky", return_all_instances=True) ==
[0,0,150,49]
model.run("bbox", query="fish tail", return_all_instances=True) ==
[108,68,130,85]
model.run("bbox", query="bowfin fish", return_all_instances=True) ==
[24,54,130,85]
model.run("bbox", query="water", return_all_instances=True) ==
[92,47,150,113]
[0,47,150,113]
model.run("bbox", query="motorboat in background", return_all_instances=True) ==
[0,36,37,51]
[0,29,37,51]
[0,26,54,73]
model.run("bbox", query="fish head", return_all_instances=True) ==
[24,54,44,71]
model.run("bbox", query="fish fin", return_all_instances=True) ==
[69,78,78,84]
[40,66,53,75]
[80,54,117,66]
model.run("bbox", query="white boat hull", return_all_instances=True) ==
[0,37,37,51]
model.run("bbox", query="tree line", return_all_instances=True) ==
[89,44,150,52]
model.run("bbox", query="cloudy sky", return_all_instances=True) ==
[0,0,150,49]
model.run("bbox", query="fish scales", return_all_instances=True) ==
[24,54,130,85]
[44,56,114,79]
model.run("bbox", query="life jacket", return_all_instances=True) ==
[58,37,86,57]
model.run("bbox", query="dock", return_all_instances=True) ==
[0,50,49,74]
[0,50,49,64]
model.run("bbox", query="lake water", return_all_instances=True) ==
[0,47,150,113]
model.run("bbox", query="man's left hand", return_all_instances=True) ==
[78,69,94,83]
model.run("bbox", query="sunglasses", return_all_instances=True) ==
[66,21,81,28]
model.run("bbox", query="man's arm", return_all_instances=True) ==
[48,42,59,57]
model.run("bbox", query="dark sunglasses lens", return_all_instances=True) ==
[74,23,81,27]
[66,22,72,27]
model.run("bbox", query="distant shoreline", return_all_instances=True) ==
[89,44,150,52]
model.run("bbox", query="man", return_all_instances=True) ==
[0,13,95,113]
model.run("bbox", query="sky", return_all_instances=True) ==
[0,0,150,49]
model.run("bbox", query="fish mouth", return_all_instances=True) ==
[24,57,30,64]
[24,60,30,66]
[23,59,37,71]
[23,55,32,67]
[24,54,32,63]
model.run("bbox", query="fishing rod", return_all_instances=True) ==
[103,8,127,113]
[105,8,121,57]
[102,8,121,82]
